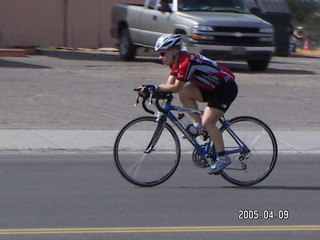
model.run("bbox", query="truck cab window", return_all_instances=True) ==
[179,0,248,12]
[147,0,157,9]
[158,0,173,11]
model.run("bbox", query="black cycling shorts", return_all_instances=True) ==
[200,81,238,112]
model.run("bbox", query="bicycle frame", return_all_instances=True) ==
[154,98,251,160]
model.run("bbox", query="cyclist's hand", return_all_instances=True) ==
[135,85,159,98]
[136,85,148,98]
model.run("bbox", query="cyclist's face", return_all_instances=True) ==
[159,49,175,66]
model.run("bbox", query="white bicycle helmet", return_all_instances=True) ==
[154,34,182,52]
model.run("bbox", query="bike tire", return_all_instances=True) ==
[114,116,181,187]
[219,116,278,186]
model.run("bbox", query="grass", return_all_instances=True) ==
[35,46,57,50]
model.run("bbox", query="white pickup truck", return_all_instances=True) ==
[111,0,275,71]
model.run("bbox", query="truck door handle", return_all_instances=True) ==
[153,15,157,21]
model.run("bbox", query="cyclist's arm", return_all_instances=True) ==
[166,74,177,85]
[158,75,186,93]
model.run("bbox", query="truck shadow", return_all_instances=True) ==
[219,61,316,75]
[0,59,51,69]
[38,50,121,62]
[38,49,161,63]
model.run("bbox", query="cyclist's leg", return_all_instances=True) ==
[178,84,203,124]
[202,82,238,154]
[202,82,238,173]
[202,107,225,153]
[204,106,232,174]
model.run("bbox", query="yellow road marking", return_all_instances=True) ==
[0,225,319,235]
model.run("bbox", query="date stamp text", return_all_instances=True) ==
[238,209,289,220]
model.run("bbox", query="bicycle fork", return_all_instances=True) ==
[144,116,166,154]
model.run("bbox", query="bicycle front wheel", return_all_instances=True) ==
[114,116,181,187]
[220,116,278,186]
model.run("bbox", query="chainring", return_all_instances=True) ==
[192,148,210,168]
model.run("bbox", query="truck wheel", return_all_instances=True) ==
[180,35,188,52]
[119,28,136,60]
[247,60,270,71]
[175,32,189,52]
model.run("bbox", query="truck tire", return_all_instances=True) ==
[119,27,136,60]
[180,34,188,52]
[247,59,270,71]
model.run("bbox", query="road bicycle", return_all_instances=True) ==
[114,88,278,187]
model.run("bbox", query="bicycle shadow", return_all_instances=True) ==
[223,185,320,191]
[162,185,320,191]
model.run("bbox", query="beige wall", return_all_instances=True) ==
[0,0,64,46]
[0,0,142,48]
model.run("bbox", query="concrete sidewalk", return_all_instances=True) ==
[0,129,319,153]
[0,48,319,153]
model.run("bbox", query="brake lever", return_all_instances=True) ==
[148,91,154,106]
[134,94,140,107]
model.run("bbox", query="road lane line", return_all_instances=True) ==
[0,225,320,235]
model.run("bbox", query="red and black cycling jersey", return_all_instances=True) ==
[170,52,235,91]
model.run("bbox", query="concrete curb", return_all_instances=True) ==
[0,48,39,57]
[0,130,319,153]
[0,49,28,57]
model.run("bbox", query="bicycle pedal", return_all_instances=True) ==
[199,130,209,140]
[202,134,209,141]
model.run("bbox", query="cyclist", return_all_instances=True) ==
[291,26,304,52]
[140,34,238,174]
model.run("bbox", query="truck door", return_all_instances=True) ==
[138,0,172,47]
[138,0,160,46]
[155,0,175,38]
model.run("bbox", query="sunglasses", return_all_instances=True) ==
[159,51,167,57]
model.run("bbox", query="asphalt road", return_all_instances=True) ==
[0,52,319,239]
[0,153,319,240]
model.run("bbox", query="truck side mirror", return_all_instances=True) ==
[250,7,261,16]
[158,4,172,12]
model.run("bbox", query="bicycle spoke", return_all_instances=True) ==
[114,116,181,187]
[128,153,147,179]
[220,116,277,186]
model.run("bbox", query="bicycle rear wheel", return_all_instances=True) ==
[220,116,278,186]
[114,116,181,187]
